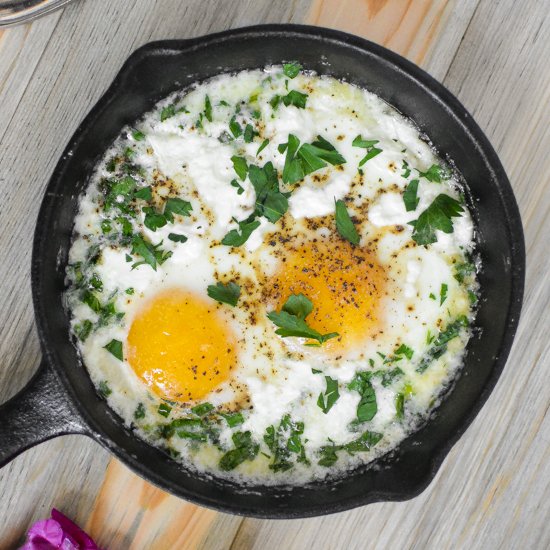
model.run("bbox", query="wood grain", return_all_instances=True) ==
[0,0,548,549]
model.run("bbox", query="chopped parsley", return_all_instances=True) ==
[204,95,213,122]
[409,194,464,245]
[104,339,123,361]
[279,134,346,184]
[231,155,248,181]
[168,233,188,243]
[348,372,377,423]
[130,234,172,271]
[221,412,244,428]
[401,160,411,178]
[335,199,360,245]
[317,376,340,414]
[207,281,241,307]
[191,402,215,416]
[283,62,302,79]
[98,380,112,398]
[219,431,259,471]
[243,123,258,143]
[272,90,308,109]
[454,261,475,283]
[440,283,448,305]
[256,138,269,156]
[417,164,449,182]
[221,216,261,247]
[229,116,242,138]
[403,179,420,211]
[248,161,289,223]
[352,135,382,166]
[134,403,146,420]
[267,293,339,345]
[318,430,383,467]
[74,320,93,342]
[264,415,309,471]
[230,178,245,195]
[158,403,172,418]
[132,130,145,141]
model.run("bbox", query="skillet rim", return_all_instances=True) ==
[30,23,525,518]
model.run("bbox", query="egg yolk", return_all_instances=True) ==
[265,238,387,350]
[126,288,236,402]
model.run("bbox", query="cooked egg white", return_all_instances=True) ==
[65,67,478,484]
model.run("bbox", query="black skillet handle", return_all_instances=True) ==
[0,359,88,467]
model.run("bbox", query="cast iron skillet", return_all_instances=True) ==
[0,25,524,518]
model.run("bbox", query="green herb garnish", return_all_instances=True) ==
[221,216,261,247]
[352,135,382,166]
[74,320,93,342]
[168,233,188,243]
[267,293,339,345]
[317,376,340,414]
[230,178,245,195]
[219,431,259,471]
[207,281,241,307]
[283,62,302,79]
[130,234,172,270]
[440,283,448,305]
[409,194,464,245]
[104,339,123,361]
[191,402,215,416]
[417,164,449,182]
[280,134,346,184]
[158,403,172,418]
[348,372,377,423]
[403,178,419,211]
[132,130,145,141]
[221,412,244,428]
[204,95,213,122]
[248,161,289,223]
[134,403,146,420]
[395,343,414,360]
[257,138,269,156]
[335,199,360,245]
[98,380,112,398]
[229,116,242,138]
[231,155,248,181]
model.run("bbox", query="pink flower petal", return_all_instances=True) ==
[50,509,98,550]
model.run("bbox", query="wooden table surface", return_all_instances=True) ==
[0,1,548,548]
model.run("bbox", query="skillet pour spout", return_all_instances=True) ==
[0,25,524,518]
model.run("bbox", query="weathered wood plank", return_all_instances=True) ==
[307,0,481,80]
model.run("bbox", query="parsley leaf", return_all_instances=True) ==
[395,343,414,360]
[98,380,112,398]
[317,376,340,414]
[231,155,248,181]
[267,293,339,345]
[230,179,245,195]
[343,431,383,454]
[348,372,377,423]
[134,186,153,201]
[158,403,172,417]
[219,431,259,471]
[248,161,288,223]
[143,206,167,231]
[191,402,215,416]
[221,216,261,247]
[257,138,269,156]
[164,197,192,221]
[403,178,420,211]
[74,320,93,342]
[409,194,464,245]
[204,95,213,122]
[130,234,171,270]
[104,339,123,361]
[221,412,244,428]
[160,104,176,121]
[132,130,145,141]
[229,116,242,138]
[417,164,449,182]
[401,160,411,178]
[283,62,302,79]
[134,403,146,420]
[352,135,382,166]
[207,281,241,307]
[264,415,309,471]
[335,199,360,245]
[454,261,475,283]
[243,124,258,143]
[168,233,188,243]
[440,283,448,305]
[280,134,346,184]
